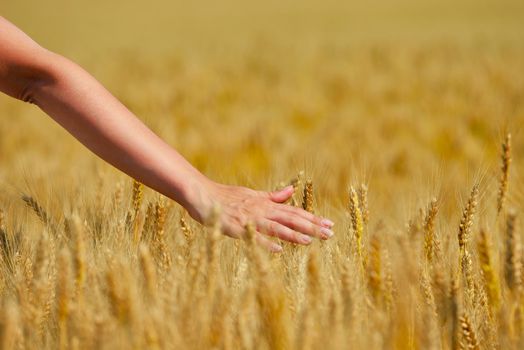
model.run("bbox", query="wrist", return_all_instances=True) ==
[177,172,217,224]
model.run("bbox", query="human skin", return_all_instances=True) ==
[0,16,334,251]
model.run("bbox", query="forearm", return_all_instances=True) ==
[0,16,208,208]
[0,16,333,248]
[29,52,211,213]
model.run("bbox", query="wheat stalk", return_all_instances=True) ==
[368,235,382,302]
[459,313,480,350]
[287,170,304,206]
[132,179,143,214]
[21,195,49,224]
[504,212,522,294]
[0,208,5,233]
[153,199,171,271]
[423,198,439,263]
[206,206,222,294]
[302,180,314,213]
[455,185,479,306]
[357,184,369,225]
[449,273,460,350]
[105,261,134,325]
[349,186,364,260]
[57,248,72,350]
[139,244,158,301]
[477,228,500,309]
[458,185,479,256]
[1,300,22,350]
[180,216,194,259]
[497,133,511,215]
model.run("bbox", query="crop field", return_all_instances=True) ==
[1,0,524,349]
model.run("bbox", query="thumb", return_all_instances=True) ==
[268,185,294,203]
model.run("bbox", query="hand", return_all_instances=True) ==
[185,180,335,252]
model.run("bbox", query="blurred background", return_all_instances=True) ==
[3,0,524,55]
[2,3,524,349]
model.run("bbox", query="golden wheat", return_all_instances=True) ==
[477,228,501,310]
[349,186,364,261]
[497,133,512,215]
[302,180,314,213]
[423,198,439,263]
[0,15,523,348]
[504,212,522,294]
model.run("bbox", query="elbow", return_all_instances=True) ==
[11,50,59,105]
[18,79,38,104]
[17,72,56,106]
[17,77,54,105]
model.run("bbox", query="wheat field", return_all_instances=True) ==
[1,0,524,349]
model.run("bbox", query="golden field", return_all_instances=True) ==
[1,0,524,349]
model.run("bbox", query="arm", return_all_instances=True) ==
[0,16,334,251]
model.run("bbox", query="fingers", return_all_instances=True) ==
[277,203,334,229]
[268,185,294,203]
[269,212,334,240]
[223,223,283,252]
[257,219,313,245]
[212,183,335,250]
[255,233,283,253]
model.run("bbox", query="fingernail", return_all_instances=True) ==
[272,244,283,253]
[321,218,335,228]
[284,185,294,192]
[320,227,334,239]
[301,235,313,244]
